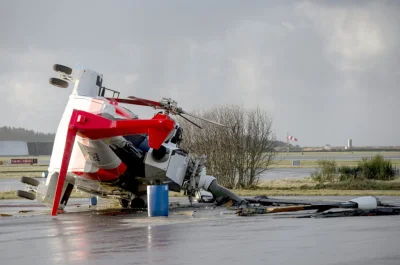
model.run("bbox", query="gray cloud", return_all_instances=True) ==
[1,0,399,146]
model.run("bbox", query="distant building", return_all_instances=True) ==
[348,139,352,149]
[325,144,331,151]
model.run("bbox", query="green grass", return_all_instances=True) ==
[231,189,400,196]
[0,172,44,179]
[0,190,91,200]
[257,177,400,189]
[0,191,21,200]
[0,167,47,179]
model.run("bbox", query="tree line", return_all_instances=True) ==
[0,126,55,142]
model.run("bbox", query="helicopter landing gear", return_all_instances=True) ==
[119,197,146,209]
[49,64,74,89]
[16,190,36,200]
[20,176,40,187]
[130,197,146,209]
[53,64,73,75]
[119,198,130,208]
[49,77,69,88]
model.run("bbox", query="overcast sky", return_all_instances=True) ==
[1,0,399,147]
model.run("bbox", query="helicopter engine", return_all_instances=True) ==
[144,124,189,192]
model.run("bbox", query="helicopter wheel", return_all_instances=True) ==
[130,197,146,209]
[49,78,69,88]
[53,64,72,75]
[119,198,130,208]
[16,190,36,200]
[20,176,40,187]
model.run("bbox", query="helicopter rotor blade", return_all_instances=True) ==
[181,111,228,127]
[178,114,202,129]
[106,97,151,106]
[111,95,227,128]
[127,96,162,108]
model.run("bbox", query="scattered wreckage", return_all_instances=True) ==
[232,195,400,218]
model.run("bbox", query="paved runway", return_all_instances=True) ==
[260,168,316,180]
[1,197,400,265]
[276,153,400,161]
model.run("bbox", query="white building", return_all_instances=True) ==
[348,139,352,149]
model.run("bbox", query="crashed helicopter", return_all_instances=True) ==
[16,64,243,216]
[16,64,400,218]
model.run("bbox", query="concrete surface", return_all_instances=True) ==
[1,197,400,265]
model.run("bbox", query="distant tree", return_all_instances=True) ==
[0,126,55,142]
[178,105,277,189]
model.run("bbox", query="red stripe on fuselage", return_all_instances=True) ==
[72,162,127,182]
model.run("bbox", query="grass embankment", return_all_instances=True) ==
[237,178,400,196]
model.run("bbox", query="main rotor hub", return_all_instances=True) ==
[160,98,180,114]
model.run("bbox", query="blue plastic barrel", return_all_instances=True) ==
[89,196,98,206]
[147,185,169,217]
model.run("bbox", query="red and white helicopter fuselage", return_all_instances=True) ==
[19,65,218,216]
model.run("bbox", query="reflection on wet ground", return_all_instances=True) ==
[1,197,400,265]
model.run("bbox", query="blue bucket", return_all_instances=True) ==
[89,196,98,206]
[147,185,169,217]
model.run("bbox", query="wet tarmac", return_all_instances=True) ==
[1,197,400,265]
